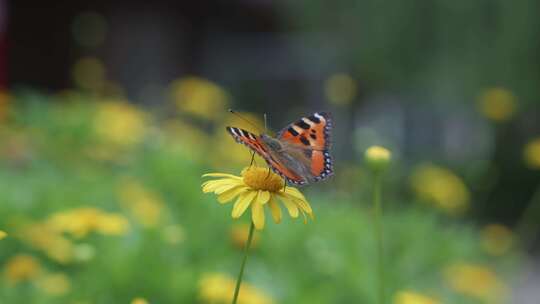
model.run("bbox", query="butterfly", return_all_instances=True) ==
[226,112,333,186]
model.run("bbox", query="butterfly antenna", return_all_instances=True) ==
[263,113,268,132]
[228,109,264,133]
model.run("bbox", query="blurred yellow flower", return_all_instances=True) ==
[523,137,540,169]
[365,145,392,172]
[477,87,517,122]
[199,273,274,304]
[18,223,75,264]
[170,76,228,120]
[72,56,106,92]
[117,179,165,228]
[481,224,514,256]
[48,207,130,238]
[97,213,130,235]
[93,101,148,147]
[4,254,42,284]
[410,163,470,215]
[131,298,149,304]
[0,230,7,240]
[35,272,71,296]
[393,290,440,304]
[202,167,313,230]
[325,73,357,106]
[230,223,260,249]
[444,262,508,302]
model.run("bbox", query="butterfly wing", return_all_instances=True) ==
[276,112,333,182]
[225,127,306,185]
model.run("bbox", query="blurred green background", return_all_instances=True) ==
[2,1,540,303]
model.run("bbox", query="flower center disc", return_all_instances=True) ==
[242,167,284,192]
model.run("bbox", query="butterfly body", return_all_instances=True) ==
[226,112,333,186]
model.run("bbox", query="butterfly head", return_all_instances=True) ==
[260,134,282,152]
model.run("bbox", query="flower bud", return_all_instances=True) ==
[364,146,391,172]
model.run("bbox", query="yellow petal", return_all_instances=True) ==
[202,173,242,179]
[202,179,235,193]
[257,191,270,205]
[232,191,257,219]
[217,186,248,204]
[301,211,308,224]
[267,196,282,224]
[289,195,313,214]
[277,194,299,218]
[214,180,244,194]
[251,200,265,230]
[0,230,7,240]
[299,209,314,223]
[284,187,306,200]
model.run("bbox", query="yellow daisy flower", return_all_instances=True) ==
[202,166,313,230]
[443,262,508,302]
[198,272,274,304]
[4,254,42,284]
[131,298,149,304]
[394,290,440,304]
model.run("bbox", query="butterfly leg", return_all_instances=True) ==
[265,167,272,179]
[249,151,255,167]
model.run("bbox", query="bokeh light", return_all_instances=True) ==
[443,262,507,303]
[35,272,71,296]
[324,73,357,106]
[230,223,260,249]
[523,137,540,169]
[170,77,229,121]
[47,207,130,238]
[410,163,470,215]
[92,100,148,147]
[477,88,517,122]
[198,273,274,304]
[4,255,42,284]
[72,56,106,92]
[393,290,440,304]
[117,178,165,228]
[131,298,149,304]
[481,224,514,256]
[18,222,75,264]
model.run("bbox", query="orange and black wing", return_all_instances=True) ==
[226,127,306,185]
[277,112,333,182]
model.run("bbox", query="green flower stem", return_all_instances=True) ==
[232,221,255,304]
[373,173,385,304]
